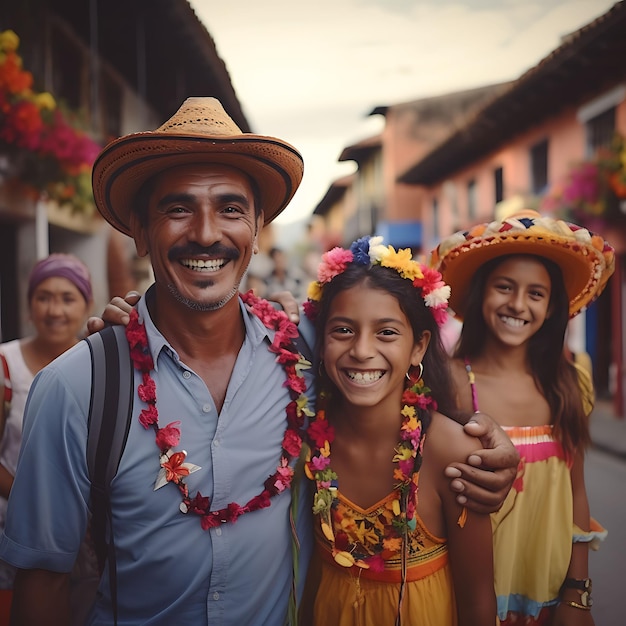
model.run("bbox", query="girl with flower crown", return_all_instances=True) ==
[300,236,496,626]
[431,210,614,626]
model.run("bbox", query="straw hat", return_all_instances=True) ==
[430,210,615,318]
[92,97,304,236]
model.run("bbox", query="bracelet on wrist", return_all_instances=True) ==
[560,577,593,608]
[562,600,591,611]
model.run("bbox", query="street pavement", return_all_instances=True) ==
[589,399,626,459]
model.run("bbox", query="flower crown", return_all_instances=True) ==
[303,236,451,327]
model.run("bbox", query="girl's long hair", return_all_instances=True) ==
[313,263,457,424]
[455,253,590,454]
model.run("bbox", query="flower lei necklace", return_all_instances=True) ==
[305,371,435,572]
[125,292,312,530]
[301,235,450,572]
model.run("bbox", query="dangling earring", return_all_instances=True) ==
[407,362,424,382]
[318,360,325,377]
[415,362,424,382]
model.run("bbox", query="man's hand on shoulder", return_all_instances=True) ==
[264,290,300,323]
[444,411,519,514]
[86,291,141,335]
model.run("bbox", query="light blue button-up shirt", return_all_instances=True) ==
[0,293,314,625]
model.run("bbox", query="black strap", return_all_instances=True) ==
[85,325,134,625]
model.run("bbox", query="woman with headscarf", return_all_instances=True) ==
[0,253,93,620]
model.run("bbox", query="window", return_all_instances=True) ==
[586,107,616,156]
[467,179,477,221]
[494,167,504,204]
[530,139,549,195]
[432,197,439,241]
[443,181,458,229]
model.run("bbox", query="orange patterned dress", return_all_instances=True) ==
[309,487,457,626]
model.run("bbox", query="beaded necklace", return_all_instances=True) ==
[125,292,311,530]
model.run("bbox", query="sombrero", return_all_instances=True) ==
[92,97,304,236]
[430,209,615,319]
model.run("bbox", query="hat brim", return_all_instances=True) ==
[92,133,304,236]
[439,235,606,319]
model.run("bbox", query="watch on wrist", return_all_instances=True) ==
[561,577,593,607]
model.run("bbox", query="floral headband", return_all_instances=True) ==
[303,236,451,327]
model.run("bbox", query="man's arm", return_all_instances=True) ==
[445,412,519,515]
[12,569,70,626]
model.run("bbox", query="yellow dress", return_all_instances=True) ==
[492,425,606,624]
[492,425,572,622]
[309,490,457,626]
[464,361,605,623]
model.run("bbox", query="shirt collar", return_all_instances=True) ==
[136,288,273,370]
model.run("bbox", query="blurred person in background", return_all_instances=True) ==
[0,253,93,624]
[265,246,306,302]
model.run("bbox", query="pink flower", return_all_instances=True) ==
[317,248,353,283]
[302,300,318,321]
[275,348,300,365]
[139,404,159,428]
[274,460,294,493]
[398,459,414,477]
[155,421,181,450]
[414,266,444,293]
[310,455,330,471]
[138,375,156,402]
[201,514,221,530]
[364,553,386,573]
[282,429,302,457]
[430,305,449,328]
[284,374,307,395]
[307,419,335,448]
[186,492,210,515]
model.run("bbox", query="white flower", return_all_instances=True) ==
[424,285,451,308]
[368,236,387,263]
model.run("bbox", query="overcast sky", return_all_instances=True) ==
[191,0,617,226]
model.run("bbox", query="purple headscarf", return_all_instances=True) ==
[27,254,93,303]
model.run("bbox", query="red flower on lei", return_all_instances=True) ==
[125,292,311,530]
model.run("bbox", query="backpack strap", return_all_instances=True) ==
[0,353,11,416]
[85,325,134,625]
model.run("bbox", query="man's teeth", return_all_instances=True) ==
[347,370,384,384]
[500,315,525,327]
[181,258,226,271]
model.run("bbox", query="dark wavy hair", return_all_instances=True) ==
[312,262,457,423]
[454,253,589,454]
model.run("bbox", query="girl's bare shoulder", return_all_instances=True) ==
[425,411,480,467]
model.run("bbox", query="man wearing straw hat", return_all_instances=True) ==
[0,98,517,625]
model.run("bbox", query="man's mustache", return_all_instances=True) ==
[168,243,240,261]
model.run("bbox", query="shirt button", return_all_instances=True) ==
[213,592,220,601]
[183,371,191,379]
[202,404,211,413]
[215,528,222,536]
[213,439,220,447]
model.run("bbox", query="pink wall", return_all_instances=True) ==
[423,100,625,247]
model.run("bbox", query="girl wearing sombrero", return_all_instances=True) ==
[431,210,613,625]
